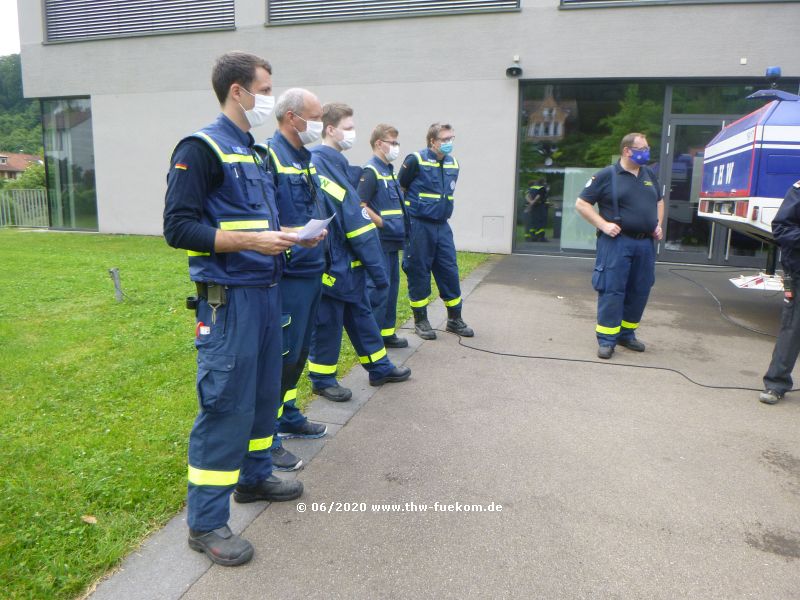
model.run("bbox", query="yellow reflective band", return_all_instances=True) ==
[351,260,363,267]
[409,297,429,308]
[194,132,256,164]
[621,321,639,329]
[365,164,396,181]
[187,250,210,257]
[447,196,454,201]
[404,201,411,206]
[282,316,292,327]
[346,222,377,239]
[414,152,439,167]
[444,296,461,307]
[381,327,395,337]
[248,436,273,452]
[268,148,303,175]
[220,220,269,231]
[419,193,441,199]
[322,273,336,287]
[359,346,387,364]
[277,405,284,418]
[380,209,403,216]
[596,324,621,335]
[308,362,337,374]
[319,176,346,201]
[283,388,297,403]
[188,465,239,487]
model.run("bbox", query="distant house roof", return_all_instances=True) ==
[0,152,44,174]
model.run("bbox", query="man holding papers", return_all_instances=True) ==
[258,88,330,471]
[307,103,411,400]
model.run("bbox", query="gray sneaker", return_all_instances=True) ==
[759,389,782,405]
[188,525,254,566]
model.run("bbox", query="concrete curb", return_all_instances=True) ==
[87,254,502,600]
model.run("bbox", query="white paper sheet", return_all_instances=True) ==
[297,215,334,241]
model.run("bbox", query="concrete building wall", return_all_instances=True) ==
[17,0,800,251]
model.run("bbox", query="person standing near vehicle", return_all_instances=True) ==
[760,180,800,405]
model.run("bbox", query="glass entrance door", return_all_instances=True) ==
[658,118,768,266]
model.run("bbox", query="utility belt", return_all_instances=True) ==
[186,281,277,311]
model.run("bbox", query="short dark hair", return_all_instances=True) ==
[370,124,399,148]
[322,103,354,137]
[211,51,272,105]
[620,132,646,154]
[427,122,453,147]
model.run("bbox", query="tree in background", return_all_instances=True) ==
[0,54,42,155]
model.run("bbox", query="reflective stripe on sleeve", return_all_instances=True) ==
[219,220,269,231]
[319,176,346,201]
[380,209,403,216]
[346,222,377,239]
[187,250,211,257]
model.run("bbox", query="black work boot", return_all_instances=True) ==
[188,525,254,566]
[413,307,436,340]
[233,475,304,503]
[446,307,474,337]
[383,334,409,348]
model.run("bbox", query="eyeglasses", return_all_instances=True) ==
[437,136,456,143]
[380,140,400,147]
[628,146,650,152]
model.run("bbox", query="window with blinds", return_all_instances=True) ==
[45,0,235,43]
[267,0,520,25]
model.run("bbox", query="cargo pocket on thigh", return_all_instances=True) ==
[196,353,237,413]
[592,265,606,293]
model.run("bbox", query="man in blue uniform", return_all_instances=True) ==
[760,181,800,405]
[308,103,411,398]
[163,52,320,566]
[398,123,474,340]
[358,124,408,349]
[524,179,549,241]
[575,132,664,360]
[257,88,329,471]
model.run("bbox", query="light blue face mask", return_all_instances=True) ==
[438,141,453,155]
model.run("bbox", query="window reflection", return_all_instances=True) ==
[42,98,98,230]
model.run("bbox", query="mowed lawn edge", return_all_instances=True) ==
[0,230,489,599]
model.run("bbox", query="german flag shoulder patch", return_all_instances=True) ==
[175,163,188,171]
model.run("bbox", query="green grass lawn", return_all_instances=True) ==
[0,230,488,599]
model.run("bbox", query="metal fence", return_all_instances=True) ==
[0,189,49,228]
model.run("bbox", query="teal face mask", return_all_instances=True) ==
[439,142,453,155]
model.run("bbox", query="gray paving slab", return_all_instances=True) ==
[93,255,800,600]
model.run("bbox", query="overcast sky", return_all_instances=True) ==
[0,1,21,57]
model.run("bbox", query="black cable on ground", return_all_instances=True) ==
[397,264,799,394]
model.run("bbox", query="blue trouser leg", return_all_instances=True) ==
[367,248,390,333]
[272,276,322,450]
[344,286,395,381]
[431,222,462,311]
[763,274,800,395]
[187,286,281,532]
[403,218,435,309]
[383,249,400,336]
[619,238,655,341]
[308,294,344,389]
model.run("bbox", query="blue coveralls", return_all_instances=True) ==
[359,156,405,339]
[257,132,327,447]
[580,162,661,348]
[167,116,284,532]
[307,145,395,388]
[763,182,800,395]
[398,148,462,312]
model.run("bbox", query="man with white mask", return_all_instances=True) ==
[164,52,322,566]
[307,103,411,400]
[358,124,408,348]
[255,89,330,471]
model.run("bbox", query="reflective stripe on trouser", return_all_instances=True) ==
[763,274,800,395]
[367,247,400,337]
[272,276,322,449]
[187,285,282,531]
[591,233,655,346]
[402,218,462,311]
[308,287,395,389]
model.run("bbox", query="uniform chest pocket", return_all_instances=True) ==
[240,161,270,203]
